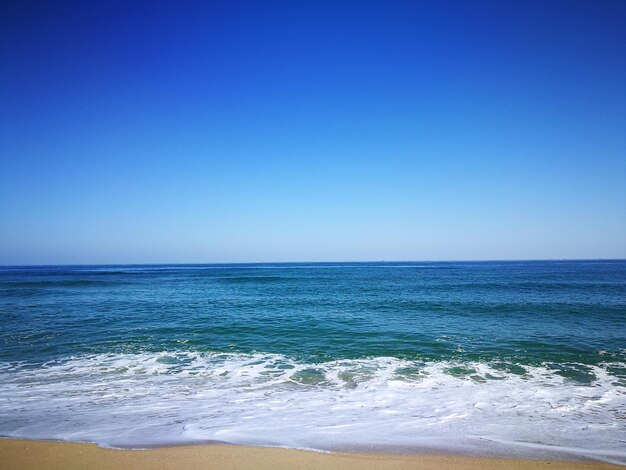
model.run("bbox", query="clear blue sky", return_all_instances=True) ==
[1,0,625,264]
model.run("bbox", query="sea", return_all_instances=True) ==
[0,260,624,463]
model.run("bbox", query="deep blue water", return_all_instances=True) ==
[0,261,625,461]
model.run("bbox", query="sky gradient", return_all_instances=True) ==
[1,0,625,264]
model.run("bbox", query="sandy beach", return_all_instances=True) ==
[0,439,622,470]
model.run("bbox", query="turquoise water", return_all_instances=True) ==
[1,261,625,462]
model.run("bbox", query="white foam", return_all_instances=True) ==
[0,352,624,463]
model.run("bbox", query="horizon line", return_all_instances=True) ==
[1,258,624,268]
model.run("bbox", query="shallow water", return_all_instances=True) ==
[1,261,625,462]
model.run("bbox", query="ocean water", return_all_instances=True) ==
[0,261,625,463]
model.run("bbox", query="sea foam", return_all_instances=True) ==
[0,352,624,463]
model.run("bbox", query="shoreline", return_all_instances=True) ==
[1,438,623,470]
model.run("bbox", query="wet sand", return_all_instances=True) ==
[0,438,622,470]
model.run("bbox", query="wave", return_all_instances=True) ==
[217,276,286,283]
[0,352,624,462]
[0,280,121,287]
